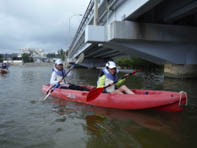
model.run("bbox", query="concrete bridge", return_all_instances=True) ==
[68,0,197,78]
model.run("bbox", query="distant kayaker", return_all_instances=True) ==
[1,63,8,69]
[50,59,89,91]
[97,61,135,94]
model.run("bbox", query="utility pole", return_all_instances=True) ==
[93,0,98,25]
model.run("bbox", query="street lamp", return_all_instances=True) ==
[67,14,82,63]
[69,14,83,38]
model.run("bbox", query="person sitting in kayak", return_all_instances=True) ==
[50,59,89,91]
[97,61,135,94]
[1,63,8,69]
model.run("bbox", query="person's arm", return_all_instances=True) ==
[50,72,59,85]
[116,78,126,87]
[97,75,106,88]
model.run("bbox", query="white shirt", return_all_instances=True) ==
[50,70,72,85]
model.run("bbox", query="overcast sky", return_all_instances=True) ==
[0,0,90,53]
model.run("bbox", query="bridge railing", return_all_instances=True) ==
[69,0,94,52]
[69,0,120,57]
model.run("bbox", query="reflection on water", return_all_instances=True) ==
[50,97,188,147]
[0,66,197,148]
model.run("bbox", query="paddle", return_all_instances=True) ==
[41,53,84,101]
[86,69,139,102]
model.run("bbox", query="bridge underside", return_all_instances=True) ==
[68,0,197,77]
[84,21,197,66]
[104,40,197,65]
[69,0,197,70]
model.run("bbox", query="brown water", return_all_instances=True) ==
[0,65,196,148]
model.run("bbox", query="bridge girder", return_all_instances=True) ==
[68,0,197,67]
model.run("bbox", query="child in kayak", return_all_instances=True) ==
[50,59,89,91]
[97,61,135,94]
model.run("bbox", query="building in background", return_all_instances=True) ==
[20,48,46,63]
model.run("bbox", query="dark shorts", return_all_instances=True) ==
[103,89,108,93]
[60,84,90,91]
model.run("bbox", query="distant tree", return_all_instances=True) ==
[21,53,33,63]
[116,58,133,68]
[57,49,65,61]
[12,56,22,60]
[46,53,56,58]
[116,57,161,69]
[47,49,66,60]
[0,54,3,62]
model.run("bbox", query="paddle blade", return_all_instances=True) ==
[42,92,51,101]
[131,71,137,75]
[87,87,104,102]
[75,53,84,64]
[131,69,140,75]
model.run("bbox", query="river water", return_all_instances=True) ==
[0,65,197,148]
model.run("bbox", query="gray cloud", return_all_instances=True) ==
[0,0,90,53]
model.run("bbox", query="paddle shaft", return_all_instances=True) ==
[46,53,84,94]
[42,65,75,101]
[48,53,84,92]
[42,64,76,101]
[46,63,76,94]
[41,54,84,101]
[104,70,139,89]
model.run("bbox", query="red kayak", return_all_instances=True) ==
[42,84,188,112]
[0,69,9,74]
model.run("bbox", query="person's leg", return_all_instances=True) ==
[118,85,135,94]
[60,86,69,89]
[68,84,90,91]
[111,89,124,94]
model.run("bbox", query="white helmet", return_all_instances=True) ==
[105,61,116,69]
[55,59,63,65]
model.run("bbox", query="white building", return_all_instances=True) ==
[20,48,45,58]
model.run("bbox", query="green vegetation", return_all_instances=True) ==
[115,57,163,69]
[47,49,66,60]
[0,54,3,62]
[22,53,34,63]
[57,49,66,61]
[12,56,22,60]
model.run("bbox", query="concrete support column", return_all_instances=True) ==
[164,64,197,78]
[93,0,98,25]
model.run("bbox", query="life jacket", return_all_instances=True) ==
[98,67,118,93]
[52,67,66,84]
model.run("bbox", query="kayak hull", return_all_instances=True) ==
[42,84,187,112]
[0,69,9,74]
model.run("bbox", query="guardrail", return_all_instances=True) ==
[69,0,94,51]
[69,0,121,58]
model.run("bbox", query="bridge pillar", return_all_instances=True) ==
[164,64,197,78]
